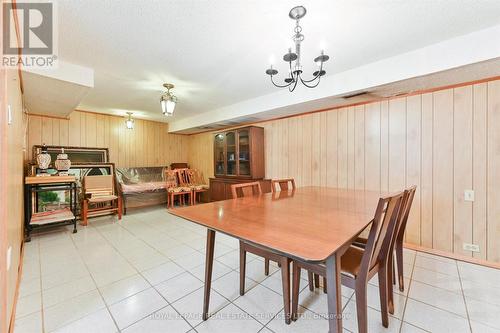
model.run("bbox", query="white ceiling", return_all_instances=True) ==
[54,0,500,125]
[23,62,94,118]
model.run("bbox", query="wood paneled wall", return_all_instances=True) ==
[188,79,500,263]
[27,111,190,168]
[3,69,26,330]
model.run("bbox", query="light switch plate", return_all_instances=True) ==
[7,246,12,271]
[7,105,12,125]
[464,190,474,202]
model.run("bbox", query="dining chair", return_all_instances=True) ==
[186,169,209,204]
[82,175,122,226]
[271,178,296,192]
[230,181,262,199]
[353,185,416,296]
[231,181,293,324]
[393,186,417,292]
[290,191,404,333]
[166,169,193,208]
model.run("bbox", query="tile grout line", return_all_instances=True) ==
[91,215,258,332]
[89,220,194,332]
[397,252,413,333]
[67,224,123,333]
[456,260,474,332]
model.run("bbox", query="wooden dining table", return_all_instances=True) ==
[169,186,387,333]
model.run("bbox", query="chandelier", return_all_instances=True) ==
[125,112,134,129]
[160,83,177,116]
[265,6,330,92]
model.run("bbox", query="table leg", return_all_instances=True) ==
[280,257,291,324]
[202,229,216,320]
[326,252,342,333]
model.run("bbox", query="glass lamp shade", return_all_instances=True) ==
[161,98,176,116]
[125,118,134,129]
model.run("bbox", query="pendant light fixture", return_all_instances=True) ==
[160,83,177,116]
[265,6,330,92]
[125,112,134,129]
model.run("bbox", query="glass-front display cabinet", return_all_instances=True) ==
[212,126,265,179]
[210,126,270,201]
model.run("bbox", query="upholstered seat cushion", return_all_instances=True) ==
[168,187,191,193]
[120,182,167,194]
[192,184,209,190]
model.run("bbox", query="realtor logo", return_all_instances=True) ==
[2,1,58,68]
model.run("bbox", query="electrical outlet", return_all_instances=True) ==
[464,190,474,202]
[7,246,12,270]
[463,243,480,252]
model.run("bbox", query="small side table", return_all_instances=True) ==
[24,176,78,242]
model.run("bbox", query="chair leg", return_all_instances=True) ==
[291,262,301,321]
[264,259,270,276]
[314,274,320,288]
[239,242,246,296]
[307,271,314,291]
[82,200,88,226]
[323,277,327,294]
[355,282,369,333]
[377,266,390,328]
[396,242,405,292]
[388,254,395,315]
[392,258,396,285]
[280,257,291,324]
[117,197,122,220]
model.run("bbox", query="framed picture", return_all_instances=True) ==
[32,145,109,164]
[29,163,115,217]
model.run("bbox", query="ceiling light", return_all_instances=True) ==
[160,83,177,116]
[265,6,330,92]
[125,112,134,129]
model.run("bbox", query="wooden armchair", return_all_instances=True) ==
[166,169,193,208]
[186,169,209,204]
[82,175,122,226]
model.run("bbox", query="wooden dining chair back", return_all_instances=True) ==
[233,180,293,324]
[271,178,296,192]
[186,169,209,204]
[82,175,122,226]
[165,169,193,208]
[231,181,262,199]
[291,191,404,333]
[360,193,404,279]
[391,185,417,294]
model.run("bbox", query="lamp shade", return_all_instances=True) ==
[125,119,134,129]
[160,97,176,116]
[125,112,134,129]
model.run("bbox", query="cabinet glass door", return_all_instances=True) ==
[214,133,225,176]
[238,129,250,176]
[226,132,236,175]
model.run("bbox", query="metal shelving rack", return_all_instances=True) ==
[24,176,78,242]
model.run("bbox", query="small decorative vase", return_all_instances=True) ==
[36,144,51,175]
[55,148,71,176]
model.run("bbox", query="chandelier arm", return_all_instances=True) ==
[299,75,321,88]
[288,74,300,92]
[270,75,294,88]
[301,73,321,83]
[301,61,324,83]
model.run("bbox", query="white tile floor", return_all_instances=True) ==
[14,206,500,333]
